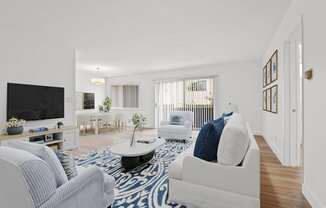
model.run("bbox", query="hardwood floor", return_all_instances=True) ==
[256,136,311,208]
[71,129,311,208]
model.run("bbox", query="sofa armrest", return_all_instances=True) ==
[40,166,105,208]
[182,149,260,198]
[160,120,170,126]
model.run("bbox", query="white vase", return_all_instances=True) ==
[130,127,137,147]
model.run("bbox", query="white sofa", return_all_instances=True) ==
[158,111,194,141]
[168,118,260,208]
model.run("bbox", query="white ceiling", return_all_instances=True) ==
[76,0,293,77]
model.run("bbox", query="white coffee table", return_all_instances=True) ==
[111,138,165,170]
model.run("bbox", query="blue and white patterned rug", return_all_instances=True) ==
[76,141,192,208]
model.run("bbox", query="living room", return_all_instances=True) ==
[1,0,325,208]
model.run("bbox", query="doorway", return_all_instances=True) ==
[284,22,304,167]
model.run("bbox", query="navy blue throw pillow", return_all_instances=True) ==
[194,117,225,161]
[222,112,233,117]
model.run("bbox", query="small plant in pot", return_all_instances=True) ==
[130,113,146,147]
[103,97,112,112]
[6,118,26,135]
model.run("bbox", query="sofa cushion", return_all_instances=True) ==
[222,112,233,117]
[9,141,68,187]
[193,117,225,161]
[217,114,250,166]
[222,112,233,124]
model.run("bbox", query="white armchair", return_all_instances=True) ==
[0,145,115,208]
[158,111,194,141]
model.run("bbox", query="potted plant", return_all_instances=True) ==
[103,97,112,112]
[130,113,146,147]
[6,117,26,135]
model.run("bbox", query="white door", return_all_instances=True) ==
[288,23,303,166]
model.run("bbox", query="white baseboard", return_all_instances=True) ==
[302,184,325,208]
[263,135,286,166]
[253,131,262,136]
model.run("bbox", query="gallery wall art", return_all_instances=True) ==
[262,49,278,113]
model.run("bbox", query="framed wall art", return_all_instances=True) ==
[271,50,278,82]
[263,90,267,110]
[266,60,271,86]
[271,85,278,113]
[266,88,271,112]
[263,65,267,87]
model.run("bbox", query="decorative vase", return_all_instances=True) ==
[130,127,137,147]
[7,126,24,135]
[104,106,111,112]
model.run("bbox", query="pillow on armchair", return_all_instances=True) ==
[55,150,78,180]
[193,117,225,161]
[170,115,184,125]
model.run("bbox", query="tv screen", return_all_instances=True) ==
[83,93,95,110]
[7,83,64,121]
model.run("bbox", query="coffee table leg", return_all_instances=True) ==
[121,151,155,171]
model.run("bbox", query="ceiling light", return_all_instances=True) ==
[91,78,106,85]
[91,67,106,85]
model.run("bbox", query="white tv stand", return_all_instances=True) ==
[0,126,78,150]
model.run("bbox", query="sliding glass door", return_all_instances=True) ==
[155,78,214,129]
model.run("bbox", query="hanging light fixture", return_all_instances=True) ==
[91,67,106,85]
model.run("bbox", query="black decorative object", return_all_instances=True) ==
[57,121,64,129]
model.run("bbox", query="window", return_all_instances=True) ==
[155,78,214,129]
[188,80,207,91]
[111,85,139,108]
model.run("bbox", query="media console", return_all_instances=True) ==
[0,126,78,150]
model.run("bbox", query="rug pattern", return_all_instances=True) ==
[76,141,191,208]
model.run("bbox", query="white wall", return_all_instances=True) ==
[75,70,106,111]
[0,1,79,132]
[106,61,262,134]
[261,0,304,165]
[263,0,326,207]
[302,0,326,207]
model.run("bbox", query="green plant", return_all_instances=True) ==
[130,113,146,146]
[131,113,146,128]
[103,97,112,112]
[6,117,25,128]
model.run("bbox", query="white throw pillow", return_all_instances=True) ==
[217,114,250,166]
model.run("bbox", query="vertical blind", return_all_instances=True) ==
[155,78,214,129]
[111,85,139,108]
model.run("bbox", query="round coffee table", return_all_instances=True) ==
[110,139,165,171]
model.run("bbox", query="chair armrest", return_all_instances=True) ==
[160,120,170,126]
[40,166,105,208]
[182,152,260,198]
[184,120,192,129]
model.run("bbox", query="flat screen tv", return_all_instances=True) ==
[83,93,95,110]
[7,83,64,121]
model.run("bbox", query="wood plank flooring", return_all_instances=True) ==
[256,136,311,208]
[71,129,311,208]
